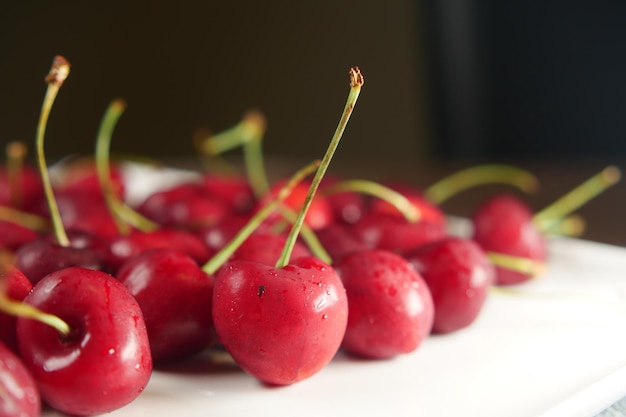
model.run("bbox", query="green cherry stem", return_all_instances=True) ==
[195,110,270,198]
[532,166,621,232]
[542,214,586,238]
[202,159,321,276]
[487,252,545,277]
[0,255,70,336]
[321,179,420,223]
[272,206,332,264]
[424,164,540,205]
[6,141,27,208]
[94,99,159,233]
[0,205,49,232]
[275,67,364,269]
[36,56,71,247]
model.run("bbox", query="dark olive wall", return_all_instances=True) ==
[0,2,430,163]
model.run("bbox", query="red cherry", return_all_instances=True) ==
[472,194,546,285]
[107,228,212,273]
[200,172,255,214]
[0,164,43,212]
[406,237,495,333]
[350,212,448,255]
[16,266,152,416]
[316,223,369,261]
[0,266,33,353]
[117,248,214,363]
[320,175,368,225]
[14,230,110,284]
[136,182,230,229]
[212,256,348,385]
[0,341,41,417]
[52,157,125,200]
[0,220,39,252]
[334,249,434,358]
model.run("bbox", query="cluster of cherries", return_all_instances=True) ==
[0,56,621,417]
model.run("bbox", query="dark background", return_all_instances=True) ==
[2,1,626,163]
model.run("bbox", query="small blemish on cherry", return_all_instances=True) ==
[257,285,265,297]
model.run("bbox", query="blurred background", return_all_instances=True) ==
[1,1,626,244]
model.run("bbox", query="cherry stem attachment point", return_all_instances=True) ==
[202,160,321,276]
[532,166,621,232]
[36,56,71,247]
[424,164,540,205]
[321,179,420,223]
[275,67,364,269]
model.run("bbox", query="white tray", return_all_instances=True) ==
[40,164,626,417]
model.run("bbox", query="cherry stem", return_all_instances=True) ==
[424,164,540,205]
[532,166,621,232]
[6,141,27,207]
[202,160,321,276]
[321,179,420,222]
[487,252,545,277]
[272,206,332,264]
[542,214,586,238]
[36,56,71,247]
[275,67,364,269]
[0,205,49,231]
[0,254,70,336]
[94,99,159,233]
[195,110,270,198]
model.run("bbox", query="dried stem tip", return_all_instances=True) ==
[349,67,364,88]
[44,55,71,86]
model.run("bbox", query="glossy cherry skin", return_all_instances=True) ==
[406,237,495,334]
[316,223,369,261]
[472,194,547,285]
[212,256,348,385]
[0,341,40,417]
[14,230,109,284]
[117,248,214,363]
[0,266,32,353]
[350,213,448,255]
[107,228,212,274]
[16,267,152,416]
[334,249,434,359]
[0,220,39,252]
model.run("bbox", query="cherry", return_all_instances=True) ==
[230,231,312,266]
[0,341,40,417]
[0,264,33,352]
[15,229,110,284]
[117,248,214,363]
[350,212,448,255]
[51,156,125,200]
[0,141,43,212]
[213,256,348,384]
[334,249,434,358]
[200,171,255,214]
[321,175,368,224]
[406,236,494,333]
[212,67,363,385]
[472,194,546,285]
[135,181,231,230]
[17,266,152,416]
[0,219,40,252]
[316,222,369,261]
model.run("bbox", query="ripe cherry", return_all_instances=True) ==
[17,266,152,416]
[117,248,214,363]
[0,142,43,212]
[0,341,40,417]
[0,265,33,352]
[334,249,434,358]
[406,237,494,333]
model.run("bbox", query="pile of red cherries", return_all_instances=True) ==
[0,57,620,417]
